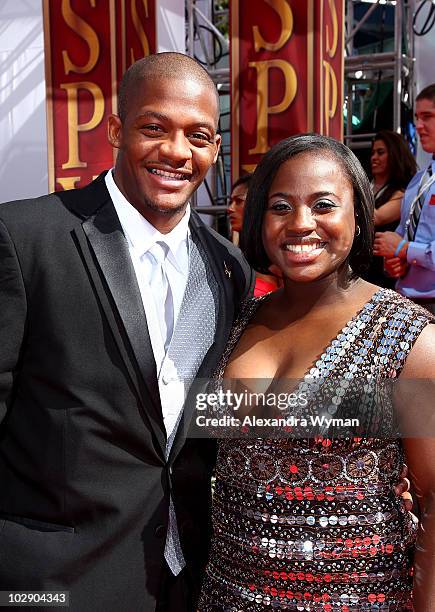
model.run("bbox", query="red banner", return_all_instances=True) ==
[231,0,344,179]
[115,0,157,84]
[43,0,156,192]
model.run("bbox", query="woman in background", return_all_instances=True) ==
[366,130,417,287]
[228,174,282,296]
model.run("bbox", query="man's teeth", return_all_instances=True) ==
[149,168,188,180]
[285,242,324,253]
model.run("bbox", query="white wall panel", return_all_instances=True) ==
[0,1,48,201]
[157,0,185,52]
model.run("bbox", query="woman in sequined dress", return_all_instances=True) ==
[198,135,435,611]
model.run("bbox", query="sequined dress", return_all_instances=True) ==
[198,289,432,611]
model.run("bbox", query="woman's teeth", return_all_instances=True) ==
[284,242,324,253]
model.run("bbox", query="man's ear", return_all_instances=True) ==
[108,114,122,149]
[212,133,222,164]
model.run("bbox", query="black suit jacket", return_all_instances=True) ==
[0,174,253,611]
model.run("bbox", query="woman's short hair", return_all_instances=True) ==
[241,133,374,277]
[372,130,417,190]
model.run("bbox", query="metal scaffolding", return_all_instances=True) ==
[185,0,417,212]
[344,0,415,150]
[185,0,230,221]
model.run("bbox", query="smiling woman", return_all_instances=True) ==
[262,153,356,284]
[242,134,374,281]
[198,135,435,611]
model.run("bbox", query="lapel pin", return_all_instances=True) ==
[223,261,232,279]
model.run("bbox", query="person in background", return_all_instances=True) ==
[365,130,417,288]
[374,84,435,313]
[228,173,282,296]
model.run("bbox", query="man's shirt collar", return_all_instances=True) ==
[105,169,190,274]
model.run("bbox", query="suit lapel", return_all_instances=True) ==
[69,180,166,454]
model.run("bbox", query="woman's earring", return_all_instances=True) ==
[355,224,361,237]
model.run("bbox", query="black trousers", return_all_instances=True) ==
[156,565,197,612]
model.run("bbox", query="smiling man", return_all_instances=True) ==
[373,84,435,312]
[109,57,222,230]
[0,53,253,612]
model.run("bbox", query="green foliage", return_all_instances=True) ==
[214,0,229,37]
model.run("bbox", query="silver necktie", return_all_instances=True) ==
[145,241,174,351]
[145,241,186,574]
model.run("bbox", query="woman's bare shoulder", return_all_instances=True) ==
[401,323,435,378]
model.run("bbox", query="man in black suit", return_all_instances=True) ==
[0,53,253,611]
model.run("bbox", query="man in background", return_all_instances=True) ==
[374,84,435,313]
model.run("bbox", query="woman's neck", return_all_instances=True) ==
[372,173,389,191]
[278,270,363,320]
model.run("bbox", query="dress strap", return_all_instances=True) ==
[377,291,434,377]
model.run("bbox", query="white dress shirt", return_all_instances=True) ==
[105,170,190,440]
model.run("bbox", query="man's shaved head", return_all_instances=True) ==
[117,52,220,125]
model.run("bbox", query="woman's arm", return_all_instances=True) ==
[404,439,435,611]
[399,325,435,611]
[373,190,403,227]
